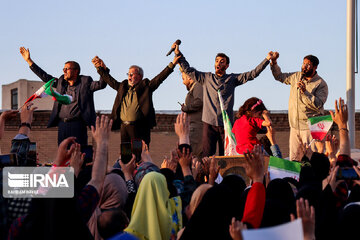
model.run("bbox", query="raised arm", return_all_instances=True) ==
[270,52,297,85]
[92,56,121,90]
[174,42,208,85]
[87,115,113,193]
[147,54,180,91]
[242,145,266,228]
[261,110,272,127]
[19,47,34,66]
[19,46,55,82]
[234,52,271,86]
[0,110,18,140]
[330,98,350,156]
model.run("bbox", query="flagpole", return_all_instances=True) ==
[346,0,356,148]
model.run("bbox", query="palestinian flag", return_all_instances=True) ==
[24,78,72,105]
[218,90,238,156]
[308,115,333,141]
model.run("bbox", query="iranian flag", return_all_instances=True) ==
[308,115,333,141]
[24,78,72,105]
[44,79,72,105]
[24,80,53,104]
[269,156,301,181]
[218,90,238,156]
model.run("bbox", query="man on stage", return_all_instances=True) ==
[92,54,180,146]
[173,42,273,157]
[270,52,328,161]
[20,47,107,145]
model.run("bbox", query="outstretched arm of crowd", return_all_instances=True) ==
[88,115,113,193]
[330,98,350,156]
[0,110,18,140]
[242,145,266,228]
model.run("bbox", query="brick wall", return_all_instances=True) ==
[1,111,360,167]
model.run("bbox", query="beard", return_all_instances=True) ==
[301,68,314,78]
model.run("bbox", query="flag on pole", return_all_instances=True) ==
[218,90,238,156]
[24,80,53,104]
[24,78,72,105]
[44,79,72,105]
[308,115,333,141]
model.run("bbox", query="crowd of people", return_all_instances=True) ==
[0,41,358,239]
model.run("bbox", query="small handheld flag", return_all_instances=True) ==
[24,78,72,105]
[308,115,333,141]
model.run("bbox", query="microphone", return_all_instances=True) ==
[166,39,181,56]
[297,72,305,90]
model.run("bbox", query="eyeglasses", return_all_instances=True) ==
[127,72,138,77]
[63,67,76,72]
[302,63,312,68]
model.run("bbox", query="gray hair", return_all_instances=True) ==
[129,65,144,78]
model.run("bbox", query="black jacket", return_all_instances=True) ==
[30,63,107,127]
[97,63,174,130]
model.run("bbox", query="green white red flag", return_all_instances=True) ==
[218,90,238,156]
[24,78,72,105]
[308,115,333,141]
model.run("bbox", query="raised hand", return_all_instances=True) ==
[290,198,315,240]
[229,217,246,240]
[70,142,84,177]
[141,140,153,163]
[91,115,113,145]
[243,145,265,183]
[269,51,279,64]
[91,56,107,69]
[18,102,38,136]
[322,165,341,192]
[161,158,177,173]
[19,46,34,66]
[174,112,190,144]
[119,154,136,180]
[172,41,180,55]
[172,55,181,66]
[177,147,192,176]
[330,98,348,129]
[0,110,18,121]
[209,156,220,185]
[54,137,77,166]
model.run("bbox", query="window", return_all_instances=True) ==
[11,88,18,110]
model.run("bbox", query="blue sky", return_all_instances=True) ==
[0,0,356,111]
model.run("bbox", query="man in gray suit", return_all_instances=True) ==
[179,67,203,158]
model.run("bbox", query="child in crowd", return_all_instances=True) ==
[232,97,272,154]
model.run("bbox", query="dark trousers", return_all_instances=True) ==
[202,122,225,157]
[120,122,151,146]
[58,120,88,146]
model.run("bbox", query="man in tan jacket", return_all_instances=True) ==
[270,53,328,161]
